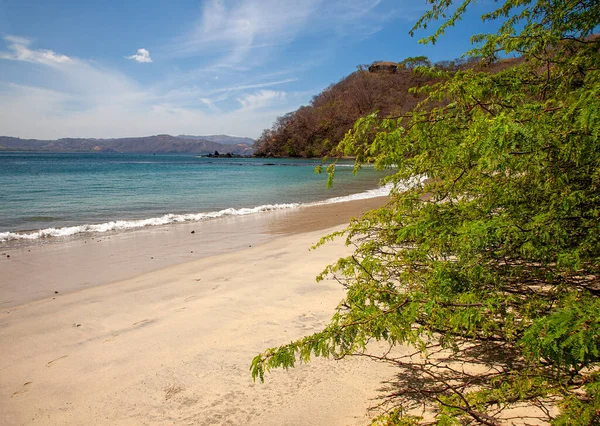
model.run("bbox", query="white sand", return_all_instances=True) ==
[0,226,397,425]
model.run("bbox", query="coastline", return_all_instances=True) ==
[0,197,395,425]
[0,196,387,309]
[0,153,390,243]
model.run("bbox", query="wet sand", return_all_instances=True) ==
[0,197,387,309]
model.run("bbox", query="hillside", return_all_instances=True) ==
[253,57,516,158]
[0,134,254,155]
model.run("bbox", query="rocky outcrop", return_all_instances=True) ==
[368,61,398,73]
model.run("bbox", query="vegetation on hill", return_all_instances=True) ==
[252,0,600,424]
[252,56,513,158]
[253,66,435,157]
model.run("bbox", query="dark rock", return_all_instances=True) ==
[191,230,195,234]
[368,61,398,73]
[204,152,251,158]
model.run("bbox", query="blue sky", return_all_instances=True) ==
[0,0,495,140]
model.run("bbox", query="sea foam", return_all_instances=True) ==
[0,183,397,242]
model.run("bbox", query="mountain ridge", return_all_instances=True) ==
[0,134,254,155]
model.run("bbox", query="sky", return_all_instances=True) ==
[0,0,496,140]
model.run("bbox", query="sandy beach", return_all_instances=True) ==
[0,197,399,425]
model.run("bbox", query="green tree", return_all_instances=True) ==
[400,55,432,69]
[251,1,600,424]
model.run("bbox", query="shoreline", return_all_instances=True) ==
[0,197,387,309]
[0,153,389,244]
[0,182,389,243]
[0,197,396,425]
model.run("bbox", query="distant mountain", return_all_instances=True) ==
[177,134,255,145]
[0,134,254,155]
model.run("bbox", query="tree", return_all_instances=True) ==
[251,1,600,424]
[400,55,432,69]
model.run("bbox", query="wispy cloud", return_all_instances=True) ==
[157,77,296,110]
[237,89,286,110]
[0,35,303,139]
[169,0,318,67]
[168,0,403,68]
[126,48,153,63]
[0,36,144,107]
[210,78,297,95]
[0,35,71,65]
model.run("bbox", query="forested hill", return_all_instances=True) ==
[253,57,514,158]
[0,134,254,155]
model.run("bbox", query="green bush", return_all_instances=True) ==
[252,1,600,423]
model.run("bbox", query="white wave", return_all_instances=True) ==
[1,180,425,242]
[313,183,393,205]
[0,203,300,242]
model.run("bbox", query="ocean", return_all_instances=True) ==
[0,152,390,242]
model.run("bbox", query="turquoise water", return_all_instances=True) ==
[0,152,388,241]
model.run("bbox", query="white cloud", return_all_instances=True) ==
[0,36,159,137]
[168,0,417,69]
[3,35,30,45]
[237,89,286,110]
[0,82,295,139]
[169,0,319,66]
[0,34,304,140]
[0,35,140,101]
[173,0,318,67]
[126,48,153,63]
[211,78,297,95]
[156,77,297,111]
[0,35,71,65]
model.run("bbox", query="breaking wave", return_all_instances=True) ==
[0,183,395,242]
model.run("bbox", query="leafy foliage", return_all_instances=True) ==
[252,0,600,424]
[400,56,433,69]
